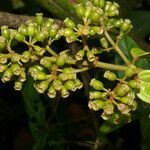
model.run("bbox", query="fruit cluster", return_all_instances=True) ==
[0,0,148,122]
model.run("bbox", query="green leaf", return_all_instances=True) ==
[137,82,150,104]
[130,48,150,59]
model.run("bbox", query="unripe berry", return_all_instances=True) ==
[86,51,96,62]
[113,19,123,28]
[92,26,103,35]
[47,85,56,98]
[64,28,74,37]
[88,99,105,111]
[90,78,104,90]
[1,26,10,39]
[104,70,117,81]
[0,54,7,64]
[33,45,45,56]
[120,19,131,32]
[61,86,69,98]
[18,25,28,36]
[49,25,58,38]
[89,91,103,99]
[124,65,136,77]
[104,1,112,11]
[40,57,52,69]
[0,64,7,72]
[14,81,23,91]
[128,80,140,89]
[74,79,83,89]
[15,32,25,42]
[19,70,26,82]
[44,18,54,28]
[11,63,21,76]
[100,37,108,48]
[0,36,6,50]
[116,84,130,97]
[35,13,43,25]
[64,18,75,29]
[10,53,21,63]
[58,73,68,81]
[90,11,100,23]
[117,103,130,114]
[32,71,47,81]
[56,56,66,67]
[103,101,114,115]
[64,80,76,91]
[53,79,62,91]
[75,50,85,60]
[1,68,13,82]
[34,32,46,42]
[34,80,49,93]
[99,0,105,8]
[21,51,31,63]
[27,23,36,37]
[75,4,85,18]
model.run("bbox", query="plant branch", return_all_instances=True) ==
[0,11,63,28]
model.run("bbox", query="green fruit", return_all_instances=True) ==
[14,81,23,91]
[44,18,54,28]
[15,32,25,42]
[1,68,13,82]
[104,1,112,11]
[64,28,74,37]
[104,70,117,81]
[1,26,10,39]
[128,80,140,89]
[47,85,56,98]
[74,79,83,89]
[34,80,49,93]
[21,51,31,63]
[27,23,36,37]
[88,99,105,111]
[124,65,136,77]
[64,80,76,91]
[0,36,6,50]
[89,91,103,99]
[103,101,114,115]
[99,0,105,8]
[90,78,104,90]
[32,71,47,81]
[10,53,20,63]
[120,19,131,32]
[75,4,85,18]
[0,54,7,64]
[53,79,62,91]
[90,11,100,23]
[0,64,7,72]
[18,25,28,36]
[11,63,21,75]
[61,86,69,98]
[35,13,43,25]
[86,51,96,62]
[34,32,46,42]
[100,37,108,48]
[56,56,66,67]
[64,18,75,29]
[75,50,85,60]
[113,19,123,28]
[40,57,52,69]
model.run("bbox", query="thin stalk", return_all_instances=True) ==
[46,45,58,57]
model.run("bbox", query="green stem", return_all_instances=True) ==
[100,18,131,65]
[46,45,58,57]
[93,60,142,73]
[75,67,89,73]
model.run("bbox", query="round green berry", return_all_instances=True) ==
[64,18,75,29]
[90,78,104,90]
[35,13,43,25]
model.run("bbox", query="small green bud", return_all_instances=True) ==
[33,45,45,56]
[47,85,56,98]
[104,1,112,11]
[21,51,31,63]
[44,18,54,28]
[120,19,131,32]
[2,68,13,82]
[15,32,25,42]
[113,19,123,28]
[64,80,76,91]
[14,81,23,91]
[33,71,47,81]
[74,79,83,89]
[56,56,66,67]
[27,23,36,37]
[75,4,85,18]
[117,103,130,114]
[49,25,58,38]
[10,53,21,63]
[89,91,103,99]
[40,57,52,69]
[11,63,21,76]
[84,7,91,19]
[35,13,43,25]
[103,101,114,115]
[92,0,100,7]
[19,70,26,82]
[86,51,96,62]
[120,96,132,105]
[66,33,78,43]
[116,84,130,97]
[63,67,75,74]
[1,26,10,39]
[0,36,6,50]
[128,80,140,89]
[104,70,117,81]
[75,50,85,60]
[0,54,7,64]
[34,80,49,93]
[90,11,100,23]
[99,0,105,8]
[0,64,7,72]
[53,79,62,91]
[90,78,104,90]
[18,25,28,36]
[64,28,74,37]
[64,18,75,29]
[100,37,108,49]
[61,86,69,98]
[34,32,46,42]
[92,26,103,35]
[124,65,136,77]
[58,73,68,81]
[88,99,105,111]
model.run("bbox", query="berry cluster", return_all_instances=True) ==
[0,0,148,122]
